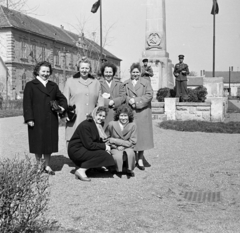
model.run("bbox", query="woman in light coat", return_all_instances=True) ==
[63,57,102,142]
[105,105,137,177]
[123,62,154,170]
[99,62,126,129]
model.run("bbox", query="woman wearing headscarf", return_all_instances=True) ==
[63,57,102,143]
[99,62,126,129]
[23,61,67,175]
[105,105,137,177]
[123,62,154,171]
[68,106,115,182]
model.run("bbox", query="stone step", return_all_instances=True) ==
[152,108,164,114]
[152,113,167,121]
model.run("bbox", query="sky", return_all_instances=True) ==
[18,0,240,79]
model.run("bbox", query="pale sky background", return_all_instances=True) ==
[21,0,240,79]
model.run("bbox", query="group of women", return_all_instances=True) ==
[23,58,154,181]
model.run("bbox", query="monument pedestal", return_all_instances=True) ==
[142,0,174,94]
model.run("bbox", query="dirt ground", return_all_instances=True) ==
[0,116,240,233]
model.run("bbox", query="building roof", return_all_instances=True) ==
[205,71,240,83]
[0,5,121,61]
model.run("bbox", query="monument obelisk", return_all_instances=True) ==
[142,0,174,92]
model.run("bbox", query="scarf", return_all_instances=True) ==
[91,107,108,140]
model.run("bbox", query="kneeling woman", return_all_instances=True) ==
[68,106,115,181]
[105,105,137,177]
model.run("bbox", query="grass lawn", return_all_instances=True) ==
[0,109,23,118]
[159,120,240,134]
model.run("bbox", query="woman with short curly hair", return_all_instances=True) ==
[123,62,154,171]
[99,62,126,129]
[105,104,137,176]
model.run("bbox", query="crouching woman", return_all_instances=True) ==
[68,106,115,182]
[105,105,137,177]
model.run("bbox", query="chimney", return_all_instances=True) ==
[60,25,64,29]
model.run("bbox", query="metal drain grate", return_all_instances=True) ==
[182,192,221,202]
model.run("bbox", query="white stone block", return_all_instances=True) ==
[203,77,224,97]
[206,97,225,122]
[164,97,179,120]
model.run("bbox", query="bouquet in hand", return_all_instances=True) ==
[102,93,110,99]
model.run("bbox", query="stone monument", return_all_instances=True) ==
[142,0,174,92]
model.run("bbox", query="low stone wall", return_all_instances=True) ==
[152,97,228,122]
[151,102,165,120]
[176,102,211,121]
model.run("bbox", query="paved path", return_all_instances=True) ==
[1,117,240,233]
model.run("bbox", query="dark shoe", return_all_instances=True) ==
[75,171,91,182]
[94,167,108,173]
[137,164,145,171]
[44,167,55,175]
[127,170,135,177]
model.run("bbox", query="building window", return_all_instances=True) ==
[31,44,36,60]
[70,53,74,66]
[22,73,26,90]
[21,41,27,58]
[55,51,59,65]
[42,47,45,61]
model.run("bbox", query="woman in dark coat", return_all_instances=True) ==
[68,106,115,182]
[23,61,67,175]
[99,62,126,129]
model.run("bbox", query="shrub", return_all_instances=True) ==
[0,156,56,233]
[159,120,240,134]
[156,87,176,102]
[186,88,199,102]
[156,85,207,102]
[193,85,208,102]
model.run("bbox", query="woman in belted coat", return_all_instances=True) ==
[23,61,67,174]
[105,105,137,177]
[63,57,102,142]
[99,62,126,129]
[123,62,154,170]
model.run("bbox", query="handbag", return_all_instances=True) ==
[50,100,61,113]
[66,105,77,122]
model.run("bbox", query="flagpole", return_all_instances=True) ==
[100,0,103,61]
[212,1,216,77]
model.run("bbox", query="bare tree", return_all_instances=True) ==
[0,0,38,14]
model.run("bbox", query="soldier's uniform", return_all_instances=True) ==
[173,55,189,100]
[141,58,153,81]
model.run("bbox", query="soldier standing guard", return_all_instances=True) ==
[173,55,189,101]
[141,58,154,81]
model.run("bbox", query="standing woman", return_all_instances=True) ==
[23,61,67,174]
[99,62,126,129]
[63,57,102,142]
[123,62,154,170]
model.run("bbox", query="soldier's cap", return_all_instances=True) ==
[178,55,184,59]
[142,58,148,62]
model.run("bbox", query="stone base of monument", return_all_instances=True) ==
[161,97,228,122]
[151,102,166,121]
